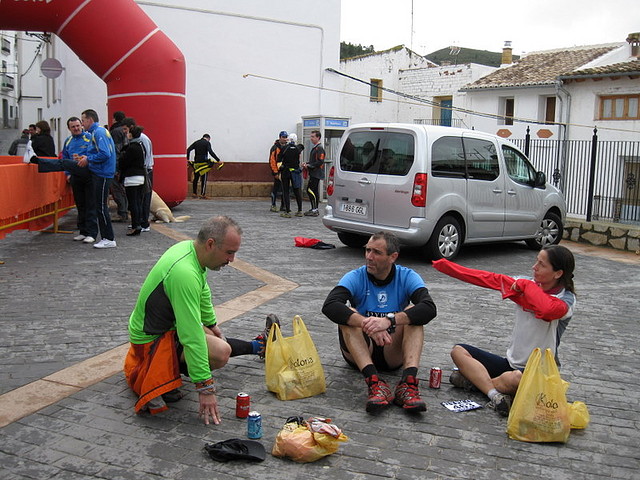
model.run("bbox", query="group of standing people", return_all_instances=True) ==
[269,129,325,217]
[26,109,154,246]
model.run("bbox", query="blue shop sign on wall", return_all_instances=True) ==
[303,119,321,127]
[325,118,349,128]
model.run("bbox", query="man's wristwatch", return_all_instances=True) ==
[386,313,396,334]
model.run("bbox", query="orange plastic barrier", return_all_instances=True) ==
[0,157,75,240]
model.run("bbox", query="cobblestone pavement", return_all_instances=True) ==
[1,198,639,479]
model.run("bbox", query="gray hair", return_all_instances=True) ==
[370,231,399,255]
[196,216,242,244]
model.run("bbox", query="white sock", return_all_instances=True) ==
[487,388,500,400]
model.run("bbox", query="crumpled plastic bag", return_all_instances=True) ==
[272,416,348,462]
[569,401,590,429]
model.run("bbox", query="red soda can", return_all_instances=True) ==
[429,367,442,389]
[236,392,250,418]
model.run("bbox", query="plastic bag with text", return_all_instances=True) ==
[265,316,326,400]
[272,416,348,462]
[507,348,571,443]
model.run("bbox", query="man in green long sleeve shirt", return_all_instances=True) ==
[125,216,278,425]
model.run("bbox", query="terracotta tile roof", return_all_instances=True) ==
[560,59,640,77]
[463,44,621,90]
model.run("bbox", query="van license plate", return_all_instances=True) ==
[340,203,367,215]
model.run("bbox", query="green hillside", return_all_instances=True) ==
[425,47,519,67]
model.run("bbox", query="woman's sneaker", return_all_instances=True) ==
[487,393,512,417]
[449,369,478,392]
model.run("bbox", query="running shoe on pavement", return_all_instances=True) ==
[255,314,281,359]
[365,375,393,413]
[394,375,427,412]
[487,393,512,417]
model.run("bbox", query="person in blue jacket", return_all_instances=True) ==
[76,109,117,249]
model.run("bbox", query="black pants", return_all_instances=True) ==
[126,185,145,230]
[70,173,97,238]
[193,172,208,196]
[141,169,153,228]
[92,175,115,241]
[271,177,283,208]
[280,169,302,213]
[306,176,320,210]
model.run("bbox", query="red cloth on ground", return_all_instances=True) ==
[432,258,568,321]
[123,331,183,414]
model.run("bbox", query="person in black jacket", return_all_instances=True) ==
[186,134,221,199]
[31,120,56,157]
[278,133,304,218]
[120,125,147,236]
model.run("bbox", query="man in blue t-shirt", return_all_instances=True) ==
[322,232,437,413]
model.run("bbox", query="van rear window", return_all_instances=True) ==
[340,132,414,176]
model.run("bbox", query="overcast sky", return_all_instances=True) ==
[341,0,639,56]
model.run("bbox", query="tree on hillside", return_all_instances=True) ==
[340,42,375,59]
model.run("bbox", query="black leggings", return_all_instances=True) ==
[306,177,320,210]
[193,172,208,196]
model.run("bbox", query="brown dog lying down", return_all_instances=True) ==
[151,191,191,223]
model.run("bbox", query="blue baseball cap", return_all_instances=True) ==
[279,131,288,138]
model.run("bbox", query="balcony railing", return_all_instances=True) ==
[413,118,463,128]
[1,73,14,91]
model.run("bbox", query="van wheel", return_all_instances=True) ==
[525,212,563,250]
[337,232,368,248]
[426,216,462,260]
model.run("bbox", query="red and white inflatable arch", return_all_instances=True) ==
[0,0,187,206]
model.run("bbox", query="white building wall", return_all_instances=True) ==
[339,48,431,124]
[13,0,341,162]
[398,63,496,128]
[564,76,640,142]
[464,86,562,140]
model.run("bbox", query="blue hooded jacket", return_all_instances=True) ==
[86,122,116,178]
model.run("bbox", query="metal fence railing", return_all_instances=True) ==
[511,130,640,226]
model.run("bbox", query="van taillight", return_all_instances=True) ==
[411,173,427,207]
[327,166,335,196]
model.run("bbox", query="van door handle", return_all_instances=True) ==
[358,178,372,185]
[507,189,517,196]
[492,188,503,194]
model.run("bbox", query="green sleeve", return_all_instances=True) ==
[164,266,212,383]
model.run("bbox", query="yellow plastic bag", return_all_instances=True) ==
[265,316,326,400]
[507,348,571,443]
[569,401,590,429]
[272,417,348,462]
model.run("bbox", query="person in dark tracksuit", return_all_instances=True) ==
[304,129,325,216]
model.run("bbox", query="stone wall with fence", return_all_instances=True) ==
[564,218,640,253]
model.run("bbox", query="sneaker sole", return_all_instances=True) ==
[366,401,391,413]
[395,400,427,412]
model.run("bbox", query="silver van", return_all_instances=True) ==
[322,123,566,259]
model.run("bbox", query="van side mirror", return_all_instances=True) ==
[534,171,546,188]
